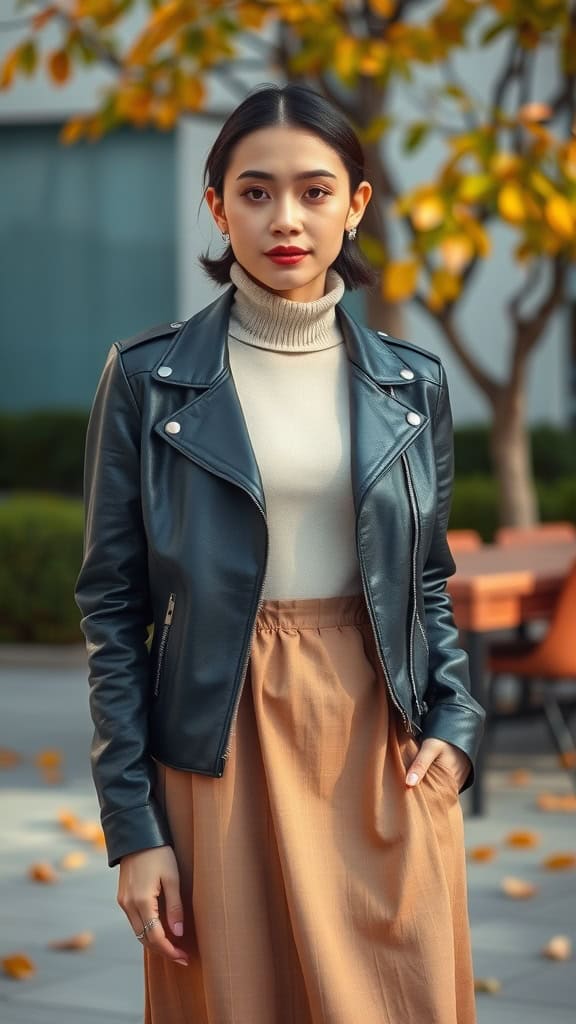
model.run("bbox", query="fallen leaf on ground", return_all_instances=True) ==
[474,977,502,993]
[28,862,58,884]
[74,821,104,843]
[60,851,87,871]
[58,808,81,832]
[468,845,497,862]
[536,792,576,812]
[505,830,540,848]
[541,935,572,960]
[508,769,531,786]
[500,876,538,898]
[559,750,576,768]
[48,930,94,952]
[0,748,21,769]
[2,953,37,979]
[35,749,63,769]
[542,852,576,871]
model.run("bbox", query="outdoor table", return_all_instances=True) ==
[448,539,576,815]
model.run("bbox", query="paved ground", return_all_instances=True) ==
[1,652,575,1023]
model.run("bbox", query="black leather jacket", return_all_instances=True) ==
[75,288,486,866]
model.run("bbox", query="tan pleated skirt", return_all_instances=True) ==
[144,594,476,1024]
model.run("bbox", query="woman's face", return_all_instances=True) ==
[205,125,372,302]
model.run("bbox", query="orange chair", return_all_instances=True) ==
[447,529,483,553]
[488,557,576,782]
[495,522,576,547]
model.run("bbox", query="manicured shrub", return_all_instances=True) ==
[0,411,88,496]
[0,494,83,643]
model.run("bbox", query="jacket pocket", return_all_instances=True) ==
[153,593,176,698]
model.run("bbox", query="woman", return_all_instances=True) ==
[75,84,486,1024]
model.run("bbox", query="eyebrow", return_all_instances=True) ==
[236,169,338,181]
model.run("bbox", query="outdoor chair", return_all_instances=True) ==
[488,557,576,786]
[495,522,576,547]
[447,529,483,553]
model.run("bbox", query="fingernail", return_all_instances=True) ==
[175,959,188,967]
[172,922,183,937]
[406,772,419,785]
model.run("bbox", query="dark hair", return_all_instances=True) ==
[199,84,376,290]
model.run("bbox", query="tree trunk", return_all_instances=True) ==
[490,378,538,527]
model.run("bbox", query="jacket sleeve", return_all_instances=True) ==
[75,344,171,866]
[419,363,486,792]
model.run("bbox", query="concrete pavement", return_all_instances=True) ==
[1,655,575,1023]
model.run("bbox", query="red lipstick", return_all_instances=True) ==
[265,246,310,266]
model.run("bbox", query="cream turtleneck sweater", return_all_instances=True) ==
[227,262,363,600]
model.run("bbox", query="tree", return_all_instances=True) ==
[2,0,575,525]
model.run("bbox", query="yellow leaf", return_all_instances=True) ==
[2,953,36,980]
[498,183,526,224]
[468,845,497,863]
[519,101,553,123]
[58,808,81,832]
[60,118,87,145]
[334,37,358,80]
[0,747,21,768]
[508,768,531,785]
[536,791,576,812]
[180,76,205,112]
[465,219,491,257]
[47,49,71,86]
[0,49,20,90]
[28,862,59,884]
[542,852,576,871]
[431,268,460,302]
[382,260,419,302]
[48,930,94,951]
[36,749,63,769]
[541,935,572,961]
[60,851,87,871]
[500,875,538,898]
[440,235,474,273]
[545,195,576,239]
[152,99,178,131]
[237,3,269,29]
[490,152,521,179]
[410,195,445,231]
[457,175,493,203]
[369,0,396,15]
[474,977,502,994]
[505,830,540,848]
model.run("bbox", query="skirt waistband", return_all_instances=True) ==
[255,593,369,632]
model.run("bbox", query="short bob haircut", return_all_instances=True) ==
[200,84,377,290]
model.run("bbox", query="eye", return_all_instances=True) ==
[242,187,269,201]
[305,186,331,200]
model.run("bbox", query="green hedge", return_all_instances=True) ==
[0,495,83,643]
[450,476,576,542]
[0,411,88,495]
[0,480,574,643]
[0,411,575,496]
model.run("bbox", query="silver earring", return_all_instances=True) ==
[221,231,230,243]
[347,226,357,241]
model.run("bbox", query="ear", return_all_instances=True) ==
[345,180,373,233]
[205,187,228,235]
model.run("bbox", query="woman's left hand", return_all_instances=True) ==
[405,737,470,791]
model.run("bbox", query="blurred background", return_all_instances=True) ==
[0,2,575,1022]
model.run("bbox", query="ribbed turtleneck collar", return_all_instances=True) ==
[228,261,345,352]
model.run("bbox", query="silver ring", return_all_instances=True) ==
[135,916,160,941]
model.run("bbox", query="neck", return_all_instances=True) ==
[228,261,345,353]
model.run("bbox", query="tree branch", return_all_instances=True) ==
[411,293,502,403]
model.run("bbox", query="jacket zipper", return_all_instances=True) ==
[153,592,176,698]
[220,496,269,768]
[388,384,426,717]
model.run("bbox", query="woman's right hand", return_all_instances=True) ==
[117,845,189,966]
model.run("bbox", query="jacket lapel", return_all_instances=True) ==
[152,288,429,513]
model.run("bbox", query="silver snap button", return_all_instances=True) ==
[165,420,181,435]
[157,366,173,377]
[406,411,421,427]
[170,321,183,329]
[400,368,414,380]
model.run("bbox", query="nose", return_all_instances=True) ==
[269,195,303,236]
